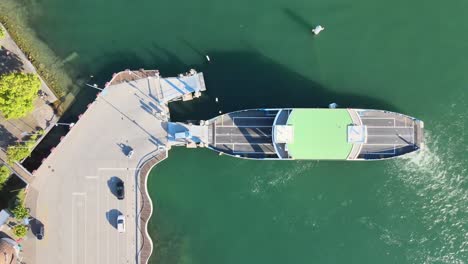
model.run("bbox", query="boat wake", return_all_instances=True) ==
[383,125,467,263]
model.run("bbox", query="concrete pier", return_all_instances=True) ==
[26,69,205,264]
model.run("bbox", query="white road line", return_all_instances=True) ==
[85,175,98,179]
[72,192,86,196]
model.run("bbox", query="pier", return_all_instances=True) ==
[27,69,206,264]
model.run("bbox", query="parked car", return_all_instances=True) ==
[116,180,125,200]
[127,150,134,159]
[117,215,125,233]
[36,225,44,240]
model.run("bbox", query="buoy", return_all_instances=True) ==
[206,55,211,62]
[312,25,325,35]
[215,97,219,103]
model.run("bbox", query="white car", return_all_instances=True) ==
[127,150,134,159]
[117,214,125,233]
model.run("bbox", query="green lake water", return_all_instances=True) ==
[7,0,468,263]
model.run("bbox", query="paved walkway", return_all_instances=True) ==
[137,150,168,264]
[0,23,58,158]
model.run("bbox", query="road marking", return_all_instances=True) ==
[72,192,86,196]
[72,194,86,264]
[85,175,98,179]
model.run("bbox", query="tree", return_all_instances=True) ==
[6,130,42,164]
[13,225,28,238]
[6,144,31,164]
[0,165,10,188]
[0,73,41,119]
[12,204,29,220]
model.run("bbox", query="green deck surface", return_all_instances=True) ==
[286,109,352,160]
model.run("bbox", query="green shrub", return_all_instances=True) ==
[12,204,29,220]
[5,129,43,164]
[0,72,41,119]
[16,188,26,205]
[6,144,31,164]
[13,224,28,238]
[0,165,10,187]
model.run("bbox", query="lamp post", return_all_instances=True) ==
[55,122,75,128]
[85,83,104,91]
